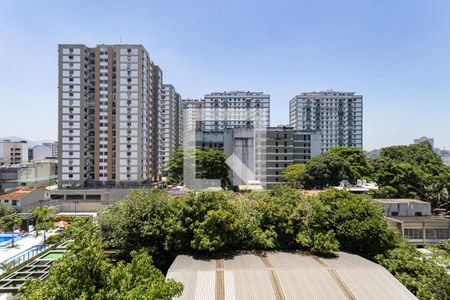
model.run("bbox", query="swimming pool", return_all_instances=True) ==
[0,233,16,245]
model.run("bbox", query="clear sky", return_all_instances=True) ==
[0,0,449,150]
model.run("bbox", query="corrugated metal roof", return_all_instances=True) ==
[167,251,417,300]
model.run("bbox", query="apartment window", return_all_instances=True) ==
[415,212,422,216]
[391,211,399,216]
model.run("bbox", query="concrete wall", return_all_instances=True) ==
[49,188,130,212]
[383,202,431,217]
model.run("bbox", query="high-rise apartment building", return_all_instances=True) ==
[161,84,181,171]
[202,91,270,131]
[180,99,204,146]
[290,91,363,152]
[58,44,163,187]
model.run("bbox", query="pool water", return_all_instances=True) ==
[0,236,13,243]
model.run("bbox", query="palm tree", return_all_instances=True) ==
[33,206,57,242]
[10,216,22,248]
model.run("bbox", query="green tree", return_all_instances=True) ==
[197,148,230,186]
[282,164,305,187]
[329,146,373,178]
[369,141,450,208]
[376,243,450,300]
[167,148,230,186]
[318,189,399,258]
[301,152,356,189]
[32,205,57,241]
[19,222,183,300]
[102,250,183,299]
[9,215,23,248]
[0,203,13,218]
[99,189,188,268]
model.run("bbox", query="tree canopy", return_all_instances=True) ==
[301,152,356,189]
[282,143,450,209]
[369,141,450,208]
[99,187,399,261]
[376,243,450,300]
[18,221,183,300]
[166,148,230,186]
[282,163,305,187]
[329,146,373,178]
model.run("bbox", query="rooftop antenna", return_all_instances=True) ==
[120,36,122,44]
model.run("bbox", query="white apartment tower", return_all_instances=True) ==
[161,84,181,171]
[202,91,270,131]
[58,44,163,187]
[180,99,204,146]
[289,91,363,152]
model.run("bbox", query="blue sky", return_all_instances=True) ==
[0,0,449,150]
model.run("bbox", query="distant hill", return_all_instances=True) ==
[365,148,380,158]
[0,136,56,147]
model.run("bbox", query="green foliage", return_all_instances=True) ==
[318,189,400,258]
[101,250,183,299]
[329,146,373,178]
[18,222,183,300]
[301,152,356,189]
[369,142,450,208]
[282,164,305,187]
[32,205,58,241]
[99,189,188,267]
[99,187,396,259]
[376,243,450,300]
[167,148,230,186]
[0,203,13,218]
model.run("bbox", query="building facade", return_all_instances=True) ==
[180,99,204,147]
[193,126,321,189]
[374,199,450,245]
[0,186,50,212]
[32,142,58,161]
[202,91,270,131]
[161,84,181,172]
[289,91,363,152]
[58,44,163,187]
[0,140,28,165]
[261,126,321,189]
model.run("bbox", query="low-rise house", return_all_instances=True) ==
[374,198,450,245]
[0,186,50,212]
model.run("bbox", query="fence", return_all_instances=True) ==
[0,244,51,274]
